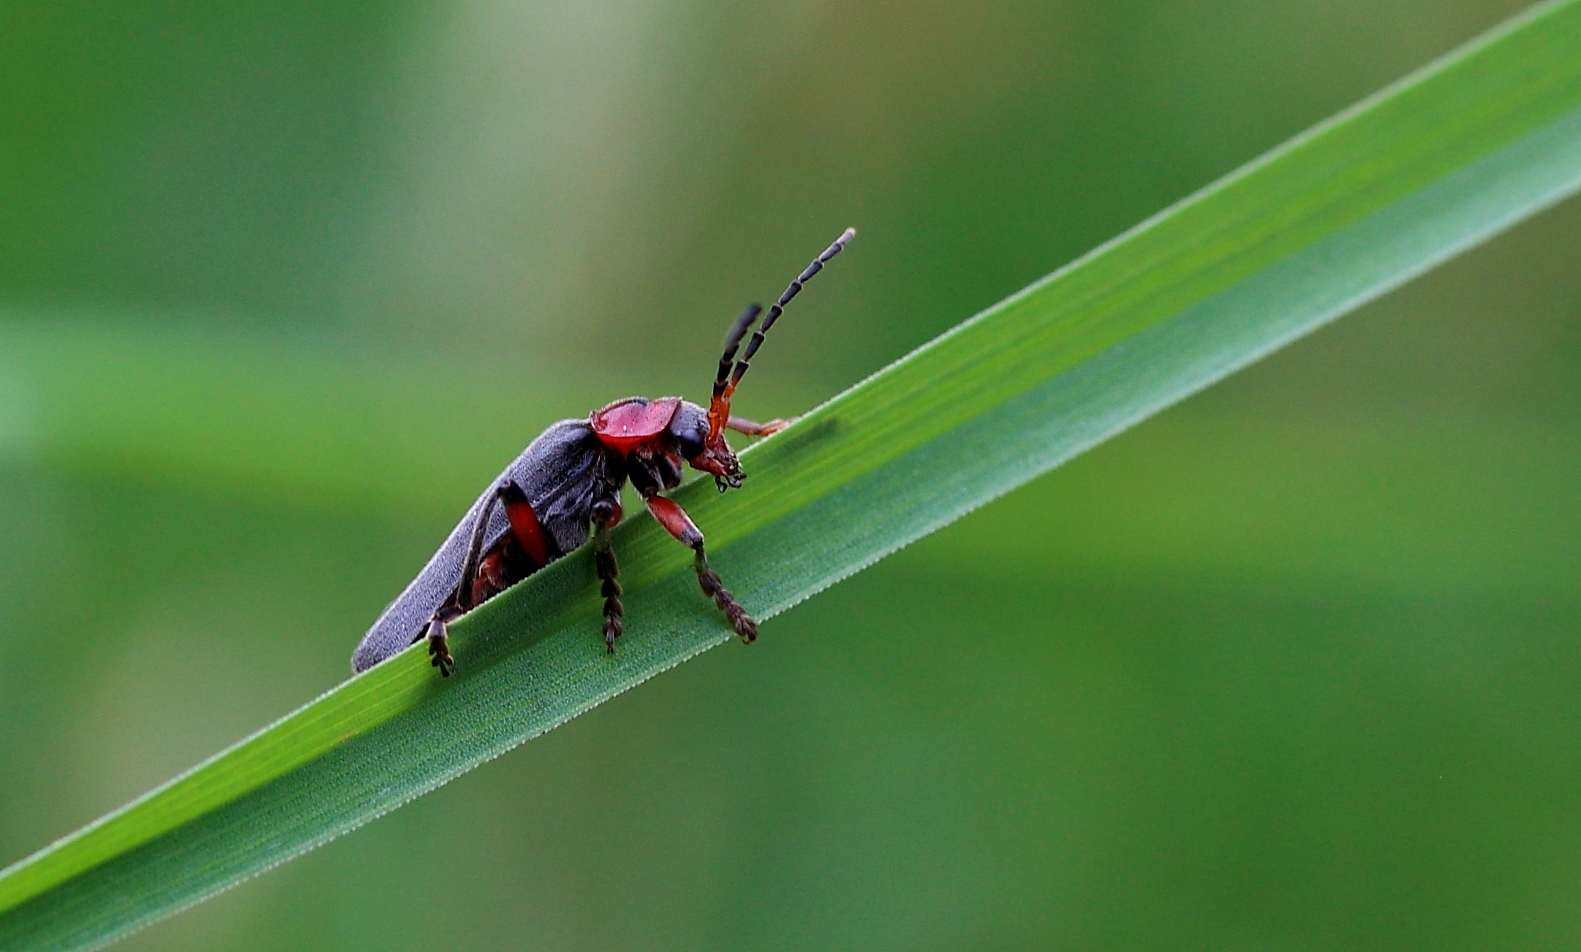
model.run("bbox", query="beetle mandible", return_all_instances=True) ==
[352,227,856,676]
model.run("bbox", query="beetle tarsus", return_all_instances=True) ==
[694,546,757,643]
[594,518,624,654]
[426,617,455,677]
[411,485,507,678]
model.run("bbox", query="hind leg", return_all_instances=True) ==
[423,604,461,677]
[422,480,516,677]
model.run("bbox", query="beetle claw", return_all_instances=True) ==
[428,633,454,677]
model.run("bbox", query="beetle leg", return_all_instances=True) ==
[644,495,758,644]
[422,482,509,677]
[726,415,796,437]
[424,605,460,677]
[591,499,624,654]
[456,484,504,608]
[695,547,757,643]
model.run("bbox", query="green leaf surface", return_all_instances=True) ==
[6,0,1581,948]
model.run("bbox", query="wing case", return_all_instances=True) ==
[350,419,616,672]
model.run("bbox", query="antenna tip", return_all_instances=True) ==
[840,227,856,242]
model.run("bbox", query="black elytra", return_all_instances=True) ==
[352,228,856,676]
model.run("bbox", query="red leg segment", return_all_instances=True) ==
[645,495,704,548]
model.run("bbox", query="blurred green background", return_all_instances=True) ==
[3,0,1580,948]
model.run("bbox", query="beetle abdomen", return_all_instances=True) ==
[350,419,617,673]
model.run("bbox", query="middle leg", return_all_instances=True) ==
[591,498,624,654]
[644,494,757,643]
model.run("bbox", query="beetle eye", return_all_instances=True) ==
[667,403,711,460]
[673,422,706,460]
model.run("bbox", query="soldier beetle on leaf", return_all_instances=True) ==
[352,228,856,676]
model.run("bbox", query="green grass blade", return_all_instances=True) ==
[6,1,1581,948]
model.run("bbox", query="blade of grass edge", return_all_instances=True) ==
[5,1,1581,948]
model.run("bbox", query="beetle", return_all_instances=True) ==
[352,227,856,676]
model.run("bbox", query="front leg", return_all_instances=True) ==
[644,495,758,643]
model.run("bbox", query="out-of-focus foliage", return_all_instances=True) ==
[2,0,1580,950]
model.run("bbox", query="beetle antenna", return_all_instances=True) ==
[731,227,854,390]
[714,303,762,406]
[708,227,855,440]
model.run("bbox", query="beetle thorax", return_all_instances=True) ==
[590,397,683,454]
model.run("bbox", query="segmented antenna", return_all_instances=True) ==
[714,303,762,403]
[725,227,855,396]
[705,226,853,439]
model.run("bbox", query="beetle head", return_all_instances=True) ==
[691,441,744,492]
[668,400,742,491]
